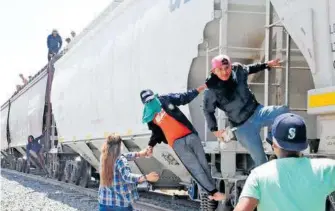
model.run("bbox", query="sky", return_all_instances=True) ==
[0,0,112,105]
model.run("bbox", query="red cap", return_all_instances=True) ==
[211,55,231,71]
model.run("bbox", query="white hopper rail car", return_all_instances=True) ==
[1,0,335,210]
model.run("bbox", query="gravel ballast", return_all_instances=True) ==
[0,169,199,211]
[1,170,98,211]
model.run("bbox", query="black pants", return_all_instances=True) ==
[173,133,217,195]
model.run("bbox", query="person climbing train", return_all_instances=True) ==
[26,134,47,174]
[203,54,289,167]
[140,86,225,201]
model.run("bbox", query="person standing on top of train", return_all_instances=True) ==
[26,134,47,173]
[19,73,28,85]
[99,135,159,211]
[203,54,289,167]
[47,29,62,61]
[140,86,225,201]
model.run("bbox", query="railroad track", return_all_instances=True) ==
[1,168,199,211]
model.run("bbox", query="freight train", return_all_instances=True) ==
[1,0,335,210]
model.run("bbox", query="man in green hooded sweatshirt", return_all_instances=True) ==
[140,85,225,201]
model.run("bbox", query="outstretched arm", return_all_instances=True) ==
[122,149,149,161]
[162,84,207,106]
[245,58,281,75]
[245,62,268,74]
[122,152,140,161]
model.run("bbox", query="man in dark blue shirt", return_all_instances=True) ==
[47,29,62,61]
[26,134,46,172]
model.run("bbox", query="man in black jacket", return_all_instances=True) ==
[140,86,225,201]
[203,54,289,167]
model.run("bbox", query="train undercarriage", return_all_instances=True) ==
[1,0,335,211]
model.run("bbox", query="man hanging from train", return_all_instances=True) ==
[203,54,289,167]
[140,86,225,201]
[26,134,47,174]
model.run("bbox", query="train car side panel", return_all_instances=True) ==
[51,0,213,141]
[8,74,48,147]
[1,104,9,150]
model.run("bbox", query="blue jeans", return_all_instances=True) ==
[234,105,289,166]
[99,204,133,211]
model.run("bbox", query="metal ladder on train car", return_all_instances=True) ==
[203,0,309,165]
[204,1,308,140]
[201,0,311,209]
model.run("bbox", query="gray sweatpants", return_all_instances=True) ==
[173,133,217,194]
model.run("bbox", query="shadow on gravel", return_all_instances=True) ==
[1,171,98,211]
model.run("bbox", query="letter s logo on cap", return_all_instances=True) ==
[288,128,296,139]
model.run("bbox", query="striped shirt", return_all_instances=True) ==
[98,152,143,207]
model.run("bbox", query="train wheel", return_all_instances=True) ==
[70,160,81,185]
[1,158,6,168]
[52,161,59,179]
[22,159,28,173]
[17,158,24,172]
[15,159,19,171]
[57,160,65,181]
[63,160,72,183]
[79,161,91,188]
[46,154,53,177]
[48,154,61,180]
[16,158,23,172]
[10,158,16,170]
